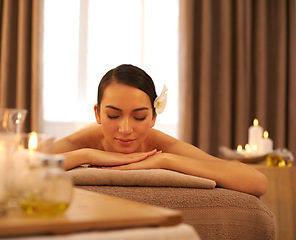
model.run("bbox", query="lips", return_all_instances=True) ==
[115,138,135,146]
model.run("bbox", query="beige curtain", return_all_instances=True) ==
[0,0,42,132]
[179,0,296,158]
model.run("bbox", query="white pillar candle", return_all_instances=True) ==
[259,131,273,155]
[248,119,263,156]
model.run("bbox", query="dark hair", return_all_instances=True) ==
[97,64,157,115]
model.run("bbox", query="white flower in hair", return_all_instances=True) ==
[154,84,168,114]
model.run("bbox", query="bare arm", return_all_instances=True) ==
[54,148,157,170]
[163,151,268,197]
[53,127,268,196]
[104,137,268,197]
[52,128,158,170]
[167,140,268,196]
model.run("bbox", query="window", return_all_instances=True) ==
[42,0,179,140]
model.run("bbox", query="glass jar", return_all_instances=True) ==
[0,133,21,216]
[0,108,27,133]
[18,154,73,216]
[266,148,294,167]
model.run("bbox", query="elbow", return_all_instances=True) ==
[254,172,268,197]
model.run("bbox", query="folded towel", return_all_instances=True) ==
[67,168,216,189]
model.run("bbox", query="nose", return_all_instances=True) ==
[119,117,133,135]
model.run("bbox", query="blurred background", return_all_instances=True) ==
[0,0,295,158]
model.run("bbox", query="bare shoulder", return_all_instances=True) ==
[146,128,179,151]
[70,124,103,148]
[53,124,104,153]
[147,128,202,156]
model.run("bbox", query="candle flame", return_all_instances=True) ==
[245,144,251,153]
[237,145,243,152]
[28,131,38,150]
[263,130,269,139]
[253,118,259,126]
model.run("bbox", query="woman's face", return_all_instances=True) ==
[94,82,156,153]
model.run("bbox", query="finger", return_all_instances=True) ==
[146,149,157,157]
[120,149,157,164]
[132,150,157,161]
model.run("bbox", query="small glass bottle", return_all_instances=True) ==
[266,154,286,167]
[266,148,294,167]
[18,154,73,216]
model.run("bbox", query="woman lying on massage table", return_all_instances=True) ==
[53,64,268,197]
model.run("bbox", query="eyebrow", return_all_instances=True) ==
[105,105,149,112]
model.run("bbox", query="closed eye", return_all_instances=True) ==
[134,117,146,121]
[107,115,119,119]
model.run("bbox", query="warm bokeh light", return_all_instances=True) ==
[263,130,269,139]
[253,118,259,126]
[245,144,251,153]
[237,145,243,152]
[28,132,38,150]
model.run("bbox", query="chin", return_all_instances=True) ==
[114,145,139,154]
[116,148,136,154]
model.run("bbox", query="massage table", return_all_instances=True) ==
[68,168,276,240]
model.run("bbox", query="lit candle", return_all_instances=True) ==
[245,144,252,156]
[13,132,45,187]
[237,145,243,152]
[248,119,263,156]
[259,131,273,155]
[29,131,38,151]
[28,131,38,165]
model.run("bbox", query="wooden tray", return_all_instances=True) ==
[0,188,181,237]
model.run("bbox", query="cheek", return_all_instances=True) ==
[135,121,152,135]
[101,118,117,133]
